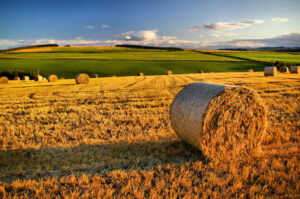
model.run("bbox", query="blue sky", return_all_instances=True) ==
[0,0,300,49]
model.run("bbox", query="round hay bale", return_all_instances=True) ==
[21,76,30,81]
[60,77,65,80]
[91,73,98,78]
[13,76,20,80]
[47,74,58,82]
[34,75,43,81]
[0,76,9,84]
[248,69,254,72]
[290,65,300,74]
[264,66,277,76]
[75,73,89,84]
[279,66,289,73]
[167,70,172,75]
[170,82,267,161]
[137,73,144,76]
[198,70,204,74]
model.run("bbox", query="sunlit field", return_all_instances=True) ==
[0,72,299,198]
[0,47,269,78]
[212,51,300,64]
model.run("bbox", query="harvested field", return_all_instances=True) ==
[0,72,299,198]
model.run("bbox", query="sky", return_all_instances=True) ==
[0,0,300,49]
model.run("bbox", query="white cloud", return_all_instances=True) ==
[84,25,94,29]
[210,33,220,37]
[101,24,111,28]
[1,32,300,50]
[187,19,265,32]
[224,32,237,37]
[0,39,19,47]
[270,17,289,23]
[117,30,159,41]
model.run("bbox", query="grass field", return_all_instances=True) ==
[0,46,273,78]
[212,51,300,64]
[0,72,299,198]
[0,46,299,78]
[0,59,264,78]
[0,48,241,61]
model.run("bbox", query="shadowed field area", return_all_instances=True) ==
[0,72,299,198]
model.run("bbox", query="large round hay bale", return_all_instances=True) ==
[91,73,98,78]
[170,82,267,161]
[75,73,89,84]
[198,70,204,74]
[279,66,289,73]
[167,70,172,75]
[137,72,144,76]
[290,65,300,74]
[264,66,277,76]
[47,74,58,82]
[248,69,254,72]
[21,76,30,81]
[0,76,9,84]
[13,76,20,80]
[34,75,43,81]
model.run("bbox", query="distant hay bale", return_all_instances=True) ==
[137,72,144,76]
[75,73,89,84]
[0,76,9,84]
[112,75,116,78]
[60,77,65,80]
[47,74,58,82]
[34,75,43,81]
[21,76,30,81]
[264,66,277,76]
[279,66,289,73]
[92,73,98,78]
[13,76,20,80]
[248,69,254,72]
[198,70,204,73]
[170,82,267,161]
[167,70,172,75]
[290,65,300,74]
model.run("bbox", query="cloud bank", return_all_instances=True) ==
[1,32,300,50]
[187,20,264,32]
[270,18,289,23]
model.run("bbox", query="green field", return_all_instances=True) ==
[0,59,264,78]
[0,50,240,61]
[0,47,298,78]
[213,52,300,64]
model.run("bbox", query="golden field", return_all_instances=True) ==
[0,72,299,198]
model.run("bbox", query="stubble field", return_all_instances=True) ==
[0,72,299,198]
